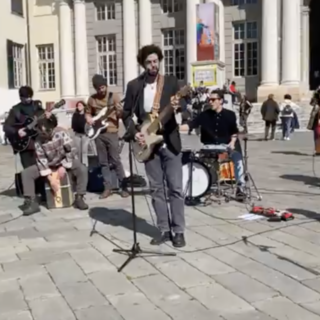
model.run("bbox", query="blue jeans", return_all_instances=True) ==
[220,145,245,187]
[281,117,292,138]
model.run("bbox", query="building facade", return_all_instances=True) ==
[0,0,61,110]
[1,0,317,107]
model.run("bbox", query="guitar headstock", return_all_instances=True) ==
[177,85,193,99]
[52,99,66,110]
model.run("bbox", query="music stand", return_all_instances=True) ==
[112,125,176,273]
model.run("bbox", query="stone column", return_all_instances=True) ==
[301,7,310,88]
[74,0,89,98]
[139,0,152,47]
[123,0,138,85]
[186,0,200,84]
[260,0,279,86]
[57,0,75,98]
[281,0,300,85]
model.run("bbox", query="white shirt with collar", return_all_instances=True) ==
[143,83,157,113]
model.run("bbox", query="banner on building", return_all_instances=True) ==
[196,2,220,61]
[192,64,217,87]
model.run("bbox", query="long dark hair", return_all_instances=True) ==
[75,100,87,113]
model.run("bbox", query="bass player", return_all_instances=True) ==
[85,74,129,199]
[122,44,186,248]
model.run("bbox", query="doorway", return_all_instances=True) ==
[310,0,320,89]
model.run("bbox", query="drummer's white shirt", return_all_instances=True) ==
[144,83,157,113]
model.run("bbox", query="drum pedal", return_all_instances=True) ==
[185,196,201,206]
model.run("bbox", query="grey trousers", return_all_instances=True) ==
[145,147,185,233]
[95,132,125,189]
[73,133,90,166]
[21,159,88,197]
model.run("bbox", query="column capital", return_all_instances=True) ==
[73,0,85,4]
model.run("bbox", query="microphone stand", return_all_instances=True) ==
[113,73,176,273]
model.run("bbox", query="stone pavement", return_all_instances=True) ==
[2,132,320,319]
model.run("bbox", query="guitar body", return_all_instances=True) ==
[85,107,110,140]
[132,85,192,163]
[7,99,65,153]
[133,118,164,163]
[9,117,38,153]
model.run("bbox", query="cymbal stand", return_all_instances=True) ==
[242,137,262,203]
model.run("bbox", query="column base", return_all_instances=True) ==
[257,84,312,102]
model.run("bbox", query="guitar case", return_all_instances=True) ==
[87,167,147,193]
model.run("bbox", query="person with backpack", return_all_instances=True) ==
[279,94,300,140]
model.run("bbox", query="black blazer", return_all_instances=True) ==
[122,74,182,155]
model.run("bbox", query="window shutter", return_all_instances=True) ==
[11,0,23,16]
[7,40,14,89]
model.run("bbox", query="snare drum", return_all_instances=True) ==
[181,149,211,199]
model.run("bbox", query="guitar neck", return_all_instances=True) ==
[158,104,174,123]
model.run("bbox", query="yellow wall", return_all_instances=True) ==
[0,0,28,88]
[0,0,60,105]
[29,0,61,104]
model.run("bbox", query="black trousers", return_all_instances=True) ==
[18,150,45,198]
[20,150,37,169]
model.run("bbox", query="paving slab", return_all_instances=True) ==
[0,133,320,319]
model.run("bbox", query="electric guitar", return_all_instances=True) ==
[8,99,65,153]
[133,85,192,163]
[84,104,119,140]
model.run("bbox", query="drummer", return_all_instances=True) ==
[180,89,245,199]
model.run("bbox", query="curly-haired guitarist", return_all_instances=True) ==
[122,44,186,248]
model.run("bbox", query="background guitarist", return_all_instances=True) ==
[122,44,186,248]
[85,74,129,199]
[4,86,52,169]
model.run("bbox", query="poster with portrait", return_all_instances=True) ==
[196,2,220,61]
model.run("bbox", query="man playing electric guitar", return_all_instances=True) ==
[122,45,186,248]
[86,74,129,199]
[4,86,52,169]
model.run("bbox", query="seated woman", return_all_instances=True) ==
[21,115,89,216]
[72,101,90,166]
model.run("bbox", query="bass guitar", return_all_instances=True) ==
[133,85,192,163]
[9,99,65,153]
[84,104,118,140]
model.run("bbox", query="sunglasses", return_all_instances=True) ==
[209,98,220,102]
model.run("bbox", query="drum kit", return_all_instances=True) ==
[181,142,262,206]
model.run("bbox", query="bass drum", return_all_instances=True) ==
[182,158,211,199]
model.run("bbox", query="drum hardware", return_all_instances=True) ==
[184,151,202,206]
[241,137,262,203]
[182,147,235,206]
[202,151,235,205]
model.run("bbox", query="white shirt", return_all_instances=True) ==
[143,83,157,113]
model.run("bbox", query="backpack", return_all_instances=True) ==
[282,104,293,116]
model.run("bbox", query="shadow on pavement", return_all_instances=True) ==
[286,208,320,220]
[279,174,320,187]
[89,207,158,239]
[272,151,311,156]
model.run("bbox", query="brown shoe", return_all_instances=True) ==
[120,189,130,198]
[99,189,112,199]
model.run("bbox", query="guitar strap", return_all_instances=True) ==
[151,74,164,118]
